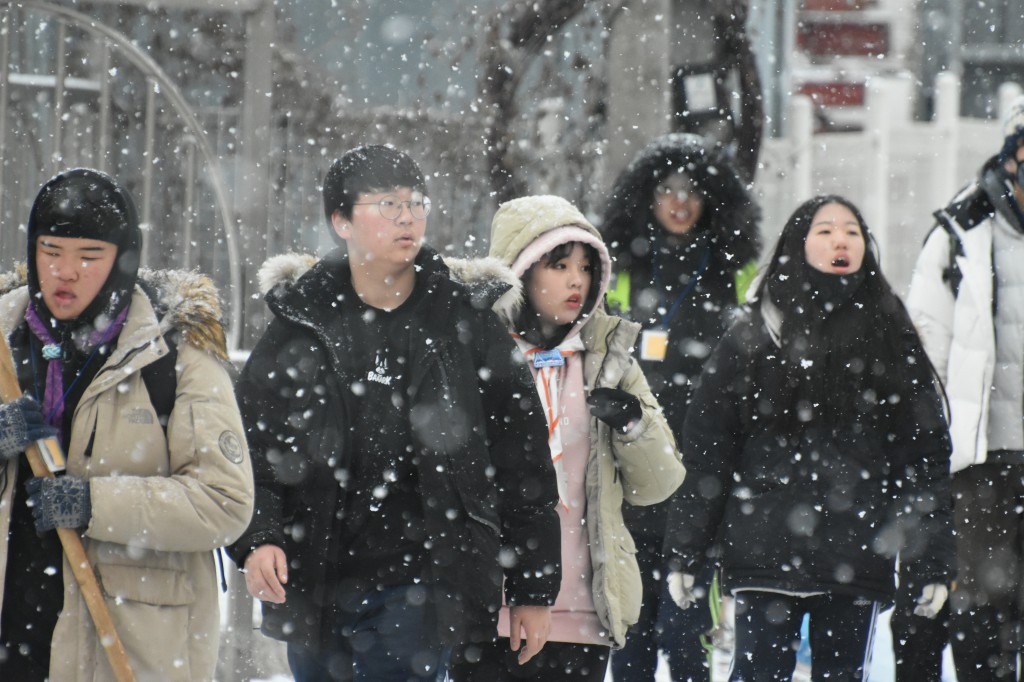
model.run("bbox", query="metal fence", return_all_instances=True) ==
[0,0,243,343]
[0,2,505,351]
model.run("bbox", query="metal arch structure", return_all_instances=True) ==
[0,0,244,350]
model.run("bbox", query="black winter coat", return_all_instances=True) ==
[227,247,561,649]
[663,306,955,603]
[602,133,762,543]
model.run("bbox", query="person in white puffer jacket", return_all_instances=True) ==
[903,96,1024,681]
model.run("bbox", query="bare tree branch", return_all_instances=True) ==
[480,0,588,203]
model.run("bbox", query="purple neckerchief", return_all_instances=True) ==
[24,304,129,437]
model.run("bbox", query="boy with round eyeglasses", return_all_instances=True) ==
[227,144,561,682]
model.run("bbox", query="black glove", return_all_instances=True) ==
[25,476,92,533]
[587,387,642,432]
[0,395,57,461]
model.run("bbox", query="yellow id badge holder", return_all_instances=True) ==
[640,329,668,362]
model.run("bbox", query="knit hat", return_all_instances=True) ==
[1000,95,1024,161]
[27,168,142,329]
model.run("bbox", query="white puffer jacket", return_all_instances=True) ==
[906,169,1024,473]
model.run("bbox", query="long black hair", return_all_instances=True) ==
[601,133,760,280]
[754,194,939,429]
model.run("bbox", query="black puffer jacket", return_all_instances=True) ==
[227,246,561,649]
[602,133,762,542]
[663,302,955,602]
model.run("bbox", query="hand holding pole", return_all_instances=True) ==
[0,330,135,682]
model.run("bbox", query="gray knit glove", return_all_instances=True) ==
[0,396,56,461]
[25,476,92,532]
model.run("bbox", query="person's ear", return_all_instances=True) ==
[331,210,350,241]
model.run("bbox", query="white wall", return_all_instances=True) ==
[752,72,1022,297]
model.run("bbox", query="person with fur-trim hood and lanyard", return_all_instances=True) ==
[0,168,254,680]
[600,133,761,681]
[226,145,561,682]
[450,194,683,681]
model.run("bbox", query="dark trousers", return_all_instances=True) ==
[730,591,877,682]
[448,639,609,682]
[286,584,442,682]
[890,571,949,681]
[948,462,1024,681]
[610,534,715,681]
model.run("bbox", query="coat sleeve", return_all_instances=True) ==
[610,356,685,507]
[662,325,749,574]
[905,227,956,386]
[890,333,956,585]
[224,320,328,565]
[474,309,562,606]
[88,343,255,553]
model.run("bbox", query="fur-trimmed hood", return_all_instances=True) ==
[0,265,228,360]
[257,249,523,315]
[601,132,761,274]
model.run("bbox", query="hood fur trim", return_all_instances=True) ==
[258,253,319,295]
[259,252,524,314]
[139,268,228,361]
[445,256,523,319]
[0,263,27,297]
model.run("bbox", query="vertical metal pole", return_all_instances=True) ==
[791,93,813,205]
[0,6,11,229]
[141,76,156,268]
[183,140,195,270]
[51,21,68,175]
[234,0,275,349]
[98,41,111,173]
[776,0,797,138]
[866,77,892,273]
[933,72,960,208]
[948,0,963,77]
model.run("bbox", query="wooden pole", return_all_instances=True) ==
[0,331,135,682]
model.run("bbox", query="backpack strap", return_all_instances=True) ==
[932,184,994,299]
[142,334,178,435]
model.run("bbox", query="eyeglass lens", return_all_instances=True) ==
[372,195,431,220]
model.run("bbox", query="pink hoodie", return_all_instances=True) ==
[497,223,613,646]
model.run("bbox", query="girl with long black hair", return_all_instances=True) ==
[663,195,954,680]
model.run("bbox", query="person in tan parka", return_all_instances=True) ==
[0,168,254,681]
[449,194,684,681]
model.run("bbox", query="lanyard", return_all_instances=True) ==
[651,244,711,329]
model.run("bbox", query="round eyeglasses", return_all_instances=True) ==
[353,195,432,220]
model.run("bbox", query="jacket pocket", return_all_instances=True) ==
[95,563,196,680]
[97,563,195,605]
